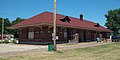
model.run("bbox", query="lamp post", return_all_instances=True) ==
[53,0,57,51]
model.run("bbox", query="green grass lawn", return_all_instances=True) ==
[0,42,120,60]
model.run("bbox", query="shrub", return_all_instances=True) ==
[0,40,3,43]
[4,40,9,43]
[11,39,19,44]
[12,39,16,43]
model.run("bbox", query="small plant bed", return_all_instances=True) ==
[0,39,18,44]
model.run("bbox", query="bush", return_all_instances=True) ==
[0,40,3,43]
[11,39,19,44]
[0,39,19,44]
[4,40,9,43]
[12,39,16,43]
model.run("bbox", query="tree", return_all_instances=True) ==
[105,8,120,35]
[0,17,25,38]
[0,18,11,34]
[11,17,25,38]
[0,18,2,34]
[11,17,25,25]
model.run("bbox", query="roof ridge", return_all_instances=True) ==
[43,11,96,24]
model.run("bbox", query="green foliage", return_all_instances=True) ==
[0,18,11,34]
[0,40,4,43]
[11,17,25,25]
[12,39,17,43]
[105,8,120,35]
[0,40,10,43]
[0,39,18,44]
[4,40,9,43]
[0,17,25,38]
[11,17,25,38]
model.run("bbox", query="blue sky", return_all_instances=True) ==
[0,0,120,26]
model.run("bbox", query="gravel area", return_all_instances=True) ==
[0,44,47,56]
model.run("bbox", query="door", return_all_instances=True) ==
[28,28,34,39]
[28,32,34,39]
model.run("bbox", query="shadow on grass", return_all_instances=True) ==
[56,51,64,54]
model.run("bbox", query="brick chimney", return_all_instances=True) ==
[80,14,83,20]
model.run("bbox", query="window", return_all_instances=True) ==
[35,31,39,34]
[28,28,34,32]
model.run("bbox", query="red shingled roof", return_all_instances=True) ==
[10,11,112,32]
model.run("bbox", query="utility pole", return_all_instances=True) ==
[53,0,57,51]
[1,18,4,40]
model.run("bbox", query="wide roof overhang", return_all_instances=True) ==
[8,23,113,33]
